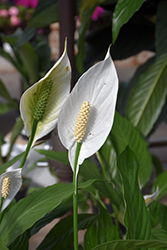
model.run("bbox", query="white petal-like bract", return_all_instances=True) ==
[58,48,118,176]
[20,42,71,143]
[0,168,22,212]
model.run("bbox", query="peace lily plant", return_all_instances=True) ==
[19,41,71,169]
[0,42,71,214]
[58,47,118,249]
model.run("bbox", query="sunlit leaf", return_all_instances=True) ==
[126,53,167,137]
[0,180,95,246]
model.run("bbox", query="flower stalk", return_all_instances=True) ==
[19,119,38,169]
[73,142,81,250]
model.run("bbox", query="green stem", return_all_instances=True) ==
[19,119,38,169]
[0,197,4,212]
[73,143,81,250]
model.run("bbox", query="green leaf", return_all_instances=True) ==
[37,149,122,209]
[152,171,167,200]
[17,42,39,83]
[80,158,122,209]
[0,238,9,250]
[110,112,152,188]
[96,136,121,186]
[118,146,151,239]
[112,0,146,43]
[91,239,167,250]
[151,228,167,244]
[36,214,96,250]
[0,79,11,101]
[0,152,24,175]
[156,2,167,56]
[84,203,120,250]
[0,180,95,246]
[8,230,29,250]
[126,53,167,137]
[36,149,69,165]
[30,194,86,236]
[148,201,167,233]
[28,0,58,28]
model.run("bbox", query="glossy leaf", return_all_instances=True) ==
[110,112,152,188]
[126,53,167,137]
[152,171,167,200]
[36,149,122,208]
[0,180,95,246]
[156,2,167,56]
[84,203,120,250]
[30,194,86,236]
[118,146,151,239]
[112,0,146,43]
[36,214,96,250]
[92,239,167,250]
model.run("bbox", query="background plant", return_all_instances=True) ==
[0,0,167,249]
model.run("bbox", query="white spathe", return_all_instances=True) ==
[0,168,22,212]
[144,187,159,206]
[58,48,119,176]
[20,41,71,144]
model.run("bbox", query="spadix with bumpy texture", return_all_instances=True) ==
[0,169,22,212]
[20,41,71,144]
[33,80,53,120]
[74,101,91,143]
[58,47,119,176]
[1,177,11,199]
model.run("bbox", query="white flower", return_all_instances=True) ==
[20,41,71,144]
[144,187,159,206]
[0,169,22,212]
[58,48,118,176]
